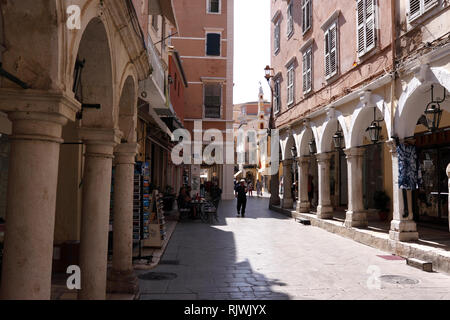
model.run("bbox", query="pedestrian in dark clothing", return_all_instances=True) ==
[235,180,248,217]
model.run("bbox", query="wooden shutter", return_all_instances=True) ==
[365,0,376,52]
[302,0,311,33]
[303,48,312,93]
[357,0,376,57]
[408,0,421,21]
[287,3,293,36]
[274,22,280,53]
[325,23,337,78]
[424,0,438,12]
[357,0,365,55]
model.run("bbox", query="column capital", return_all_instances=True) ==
[344,147,365,158]
[7,111,68,144]
[386,139,398,155]
[79,128,122,159]
[0,88,81,122]
[297,156,311,165]
[282,158,294,166]
[114,143,139,165]
[316,152,332,163]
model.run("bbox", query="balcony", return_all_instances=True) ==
[139,34,167,111]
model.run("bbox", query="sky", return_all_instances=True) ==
[233,0,271,104]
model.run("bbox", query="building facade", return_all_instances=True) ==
[0,0,181,300]
[233,87,272,190]
[171,0,235,199]
[270,0,450,240]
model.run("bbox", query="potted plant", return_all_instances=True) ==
[374,191,390,221]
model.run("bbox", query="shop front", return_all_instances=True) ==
[412,129,450,229]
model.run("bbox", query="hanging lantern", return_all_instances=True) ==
[333,121,344,149]
[308,139,317,155]
[290,146,298,159]
[423,85,446,132]
[366,107,383,144]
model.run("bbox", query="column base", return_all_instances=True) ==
[107,269,139,295]
[317,205,333,219]
[389,220,419,241]
[282,198,294,209]
[270,195,281,206]
[344,211,368,228]
[297,201,311,213]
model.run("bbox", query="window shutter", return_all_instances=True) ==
[424,0,438,12]
[408,0,421,21]
[324,30,331,77]
[274,22,280,53]
[357,0,365,55]
[329,23,338,76]
[303,53,308,93]
[287,3,293,36]
[365,0,376,52]
[307,49,312,92]
[303,49,312,93]
[302,0,312,33]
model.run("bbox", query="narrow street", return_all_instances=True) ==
[138,198,450,300]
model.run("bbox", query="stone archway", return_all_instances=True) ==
[73,17,121,300]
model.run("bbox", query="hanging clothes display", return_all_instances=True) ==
[397,143,419,190]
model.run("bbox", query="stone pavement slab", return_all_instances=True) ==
[139,197,450,300]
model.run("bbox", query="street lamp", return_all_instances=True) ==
[309,139,317,155]
[424,84,445,132]
[333,122,344,149]
[290,146,298,159]
[366,107,383,144]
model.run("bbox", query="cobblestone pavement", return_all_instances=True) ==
[138,197,450,300]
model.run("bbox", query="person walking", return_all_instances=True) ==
[256,180,262,197]
[235,179,248,217]
[248,181,253,197]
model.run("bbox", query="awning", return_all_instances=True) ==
[234,171,243,178]
[138,103,174,140]
[148,0,179,30]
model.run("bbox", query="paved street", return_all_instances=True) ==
[138,197,450,300]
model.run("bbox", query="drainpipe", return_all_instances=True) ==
[390,0,396,138]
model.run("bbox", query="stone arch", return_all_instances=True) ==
[118,75,138,143]
[349,94,391,148]
[297,122,319,157]
[319,112,349,153]
[66,2,117,98]
[281,133,296,161]
[75,17,115,128]
[396,67,450,139]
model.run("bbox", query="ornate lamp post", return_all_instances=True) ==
[265,65,281,206]
[424,84,445,132]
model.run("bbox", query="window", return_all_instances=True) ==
[302,0,312,34]
[302,47,313,94]
[287,2,294,37]
[274,20,280,54]
[206,33,221,56]
[287,64,295,106]
[357,0,376,57]
[324,22,338,79]
[408,0,438,22]
[274,78,281,113]
[204,83,222,118]
[207,0,220,14]
[151,15,159,31]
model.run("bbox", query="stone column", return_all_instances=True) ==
[386,140,419,241]
[0,111,68,300]
[446,164,450,232]
[316,153,333,219]
[344,148,367,227]
[282,159,293,209]
[297,156,311,213]
[78,128,121,300]
[107,143,139,294]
